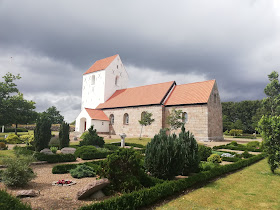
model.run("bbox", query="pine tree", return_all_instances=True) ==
[34,116,51,152]
[59,121,70,149]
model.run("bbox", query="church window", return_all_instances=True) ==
[91,75,95,85]
[102,122,104,125]
[115,76,119,86]
[182,112,188,123]
[141,111,147,120]
[110,114,114,125]
[123,113,129,125]
[214,93,217,103]
[117,65,118,69]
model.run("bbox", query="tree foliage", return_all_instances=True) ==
[41,106,64,124]
[34,116,52,152]
[258,116,280,173]
[138,111,155,139]
[167,108,184,131]
[0,73,36,130]
[59,121,70,149]
[145,126,199,179]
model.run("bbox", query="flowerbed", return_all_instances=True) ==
[52,179,76,186]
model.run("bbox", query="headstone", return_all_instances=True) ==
[61,147,76,154]
[119,133,126,148]
[77,178,110,200]
[40,148,53,155]
[16,190,38,198]
[73,137,78,141]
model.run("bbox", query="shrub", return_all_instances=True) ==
[52,160,104,174]
[229,129,243,136]
[34,152,76,163]
[34,116,52,151]
[49,136,60,147]
[59,121,70,149]
[0,142,8,150]
[80,154,265,210]
[50,146,58,154]
[221,156,241,162]
[20,134,34,145]
[1,156,36,187]
[80,131,88,139]
[79,126,104,147]
[3,128,28,132]
[230,141,238,146]
[199,161,219,171]
[102,148,144,192]
[241,150,253,158]
[223,130,230,135]
[75,145,112,160]
[104,144,119,151]
[75,145,97,157]
[0,189,31,210]
[246,141,260,148]
[70,164,96,179]
[145,126,199,179]
[13,146,34,156]
[5,134,23,144]
[207,154,221,163]
[198,144,212,161]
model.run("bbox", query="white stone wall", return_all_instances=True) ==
[75,109,92,132]
[81,70,106,110]
[92,120,109,133]
[104,55,129,101]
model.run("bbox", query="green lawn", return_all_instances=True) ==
[158,159,280,209]
[0,150,15,164]
[104,137,151,146]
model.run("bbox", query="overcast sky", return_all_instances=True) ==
[1,0,280,122]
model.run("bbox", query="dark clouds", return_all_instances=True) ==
[0,0,279,121]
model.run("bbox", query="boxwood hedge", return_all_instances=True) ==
[79,154,265,210]
[34,152,76,163]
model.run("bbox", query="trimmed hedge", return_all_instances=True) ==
[110,142,145,148]
[0,189,32,210]
[213,144,262,152]
[79,154,265,210]
[52,160,104,174]
[3,128,28,132]
[221,157,241,162]
[34,152,76,163]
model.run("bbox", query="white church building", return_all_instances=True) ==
[75,54,223,140]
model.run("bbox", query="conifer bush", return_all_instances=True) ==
[79,126,104,147]
[70,165,96,178]
[59,121,70,149]
[145,126,199,179]
[34,116,52,152]
[198,144,212,161]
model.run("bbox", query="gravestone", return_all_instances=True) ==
[77,178,110,200]
[61,147,76,154]
[40,148,53,155]
[16,190,38,198]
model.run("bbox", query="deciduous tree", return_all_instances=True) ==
[138,111,154,139]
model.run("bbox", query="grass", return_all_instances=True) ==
[0,150,15,164]
[104,137,151,146]
[158,158,280,210]
[0,130,34,137]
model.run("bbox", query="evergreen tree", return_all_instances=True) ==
[34,116,52,152]
[79,126,104,147]
[59,121,70,149]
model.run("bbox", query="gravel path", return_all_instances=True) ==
[0,159,101,210]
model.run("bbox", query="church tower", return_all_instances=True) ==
[81,54,129,110]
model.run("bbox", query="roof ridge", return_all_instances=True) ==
[176,79,215,86]
[117,81,175,91]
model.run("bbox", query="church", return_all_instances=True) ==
[75,54,223,141]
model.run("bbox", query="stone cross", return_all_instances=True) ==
[119,133,126,148]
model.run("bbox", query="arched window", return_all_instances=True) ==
[214,93,217,103]
[123,113,129,125]
[115,76,119,86]
[110,114,114,125]
[91,75,95,85]
[182,112,188,123]
[141,111,147,120]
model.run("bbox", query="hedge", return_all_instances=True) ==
[3,128,28,132]
[34,152,76,163]
[213,145,262,152]
[221,157,241,162]
[0,189,32,210]
[52,160,104,174]
[79,154,265,210]
[110,142,145,148]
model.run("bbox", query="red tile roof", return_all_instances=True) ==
[164,80,215,106]
[97,81,175,109]
[85,108,109,121]
[83,54,118,75]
